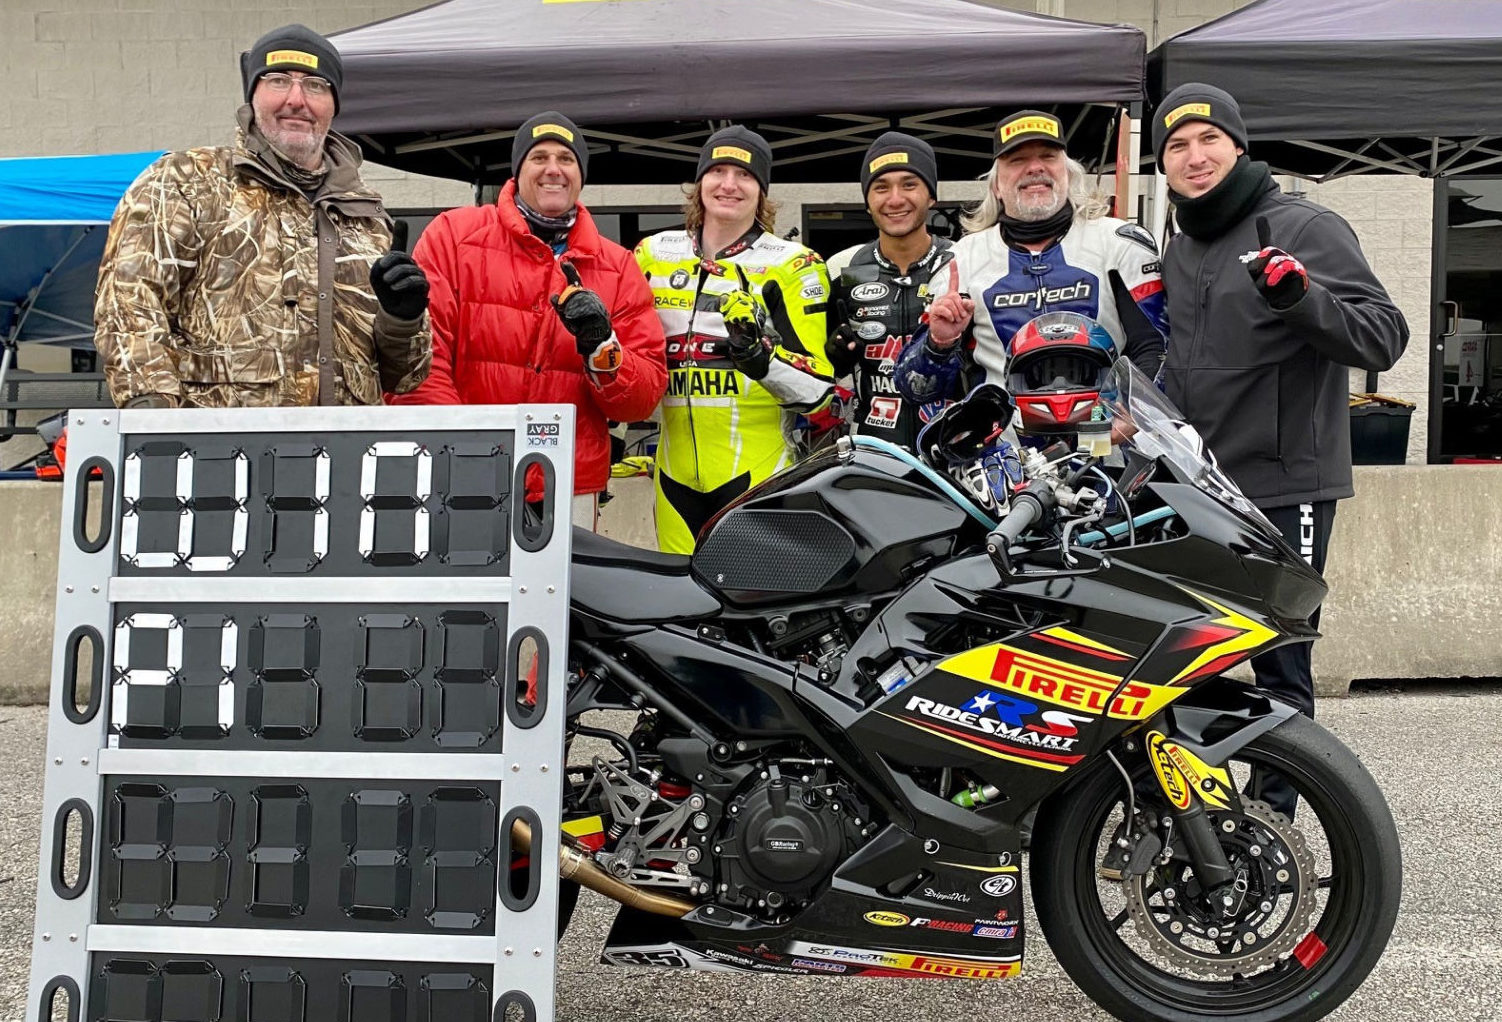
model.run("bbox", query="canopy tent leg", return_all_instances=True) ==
[1149,170,1170,248]
[1116,107,1139,221]
[0,336,14,398]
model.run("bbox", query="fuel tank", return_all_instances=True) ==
[690,447,982,608]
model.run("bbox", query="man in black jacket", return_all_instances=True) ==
[1155,84,1408,801]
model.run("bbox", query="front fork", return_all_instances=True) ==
[1141,729,1237,890]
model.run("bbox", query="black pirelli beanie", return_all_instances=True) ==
[512,111,589,183]
[860,132,938,200]
[1153,83,1249,161]
[696,126,773,192]
[242,24,344,112]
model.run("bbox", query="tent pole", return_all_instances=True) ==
[1150,170,1169,248]
[1117,106,1139,221]
[0,337,15,403]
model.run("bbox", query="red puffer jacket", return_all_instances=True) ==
[392,181,667,494]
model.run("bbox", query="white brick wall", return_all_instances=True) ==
[3,1,471,206]
[1310,175,1434,463]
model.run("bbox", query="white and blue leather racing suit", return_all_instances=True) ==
[894,215,1167,404]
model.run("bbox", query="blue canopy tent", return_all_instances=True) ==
[0,150,163,393]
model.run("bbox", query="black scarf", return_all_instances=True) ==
[999,200,1074,247]
[1171,157,1277,241]
[513,192,578,248]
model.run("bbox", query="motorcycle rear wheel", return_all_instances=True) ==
[1032,714,1401,1022]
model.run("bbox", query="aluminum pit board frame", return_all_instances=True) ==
[28,403,575,1022]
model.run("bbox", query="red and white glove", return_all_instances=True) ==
[1245,215,1309,310]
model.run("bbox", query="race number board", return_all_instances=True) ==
[27,405,575,1022]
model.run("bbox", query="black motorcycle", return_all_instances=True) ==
[547,359,1401,1022]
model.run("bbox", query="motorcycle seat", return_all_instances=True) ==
[569,527,722,623]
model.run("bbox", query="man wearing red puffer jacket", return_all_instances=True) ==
[392,111,667,528]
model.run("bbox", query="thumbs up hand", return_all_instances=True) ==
[370,220,429,320]
[1245,215,1309,310]
[719,266,773,380]
[551,261,621,374]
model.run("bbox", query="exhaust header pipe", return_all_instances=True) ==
[511,818,695,918]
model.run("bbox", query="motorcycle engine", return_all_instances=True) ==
[712,762,870,912]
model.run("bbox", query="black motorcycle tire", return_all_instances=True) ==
[1031,713,1401,1022]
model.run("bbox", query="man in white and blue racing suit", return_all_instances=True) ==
[895,111,1167,407]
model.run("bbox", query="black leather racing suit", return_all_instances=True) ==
[826,237,955,449]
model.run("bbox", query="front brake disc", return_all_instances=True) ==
[1121,800,1320,977]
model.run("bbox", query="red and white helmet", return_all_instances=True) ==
[1007,312,1118,433]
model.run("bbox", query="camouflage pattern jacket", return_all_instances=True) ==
[94,109,430,407]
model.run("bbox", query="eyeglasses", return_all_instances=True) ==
[259,73,333,98]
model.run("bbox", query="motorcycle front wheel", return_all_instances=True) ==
[1032,713,1401,1022]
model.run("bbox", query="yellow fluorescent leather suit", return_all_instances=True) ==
[635,227,833,553]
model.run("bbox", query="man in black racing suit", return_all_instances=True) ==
[825,132,956,449]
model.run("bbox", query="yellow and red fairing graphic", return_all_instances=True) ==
[562,814,607,851]
[1162,587,1281,684]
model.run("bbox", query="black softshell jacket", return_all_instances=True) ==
[1161,188,1409,509]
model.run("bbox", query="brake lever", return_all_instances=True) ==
[1059,504,1107,568]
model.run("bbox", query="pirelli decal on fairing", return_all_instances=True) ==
[939,643,1185,721]
[785,941,1021,979]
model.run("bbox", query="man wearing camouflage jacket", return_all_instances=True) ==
[94,24,431,409]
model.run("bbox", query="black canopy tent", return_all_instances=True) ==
[330,0,1147,186]
[1149,0,1502,181]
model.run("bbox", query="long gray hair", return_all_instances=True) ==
[960,157,1111,234]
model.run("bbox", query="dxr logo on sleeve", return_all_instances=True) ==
[527,422,561,448]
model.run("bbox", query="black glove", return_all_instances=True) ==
[824,323,861,377]
[552,262,621,373]
[370,251,429,320]
[1246,216,1310,310]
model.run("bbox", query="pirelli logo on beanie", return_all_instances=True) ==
[869,152,910,173]
[533,123,576,142]
[1000,115,1060,143]
[1163,102,1212,130]
[712,145,753,164]
[266,49,319,69]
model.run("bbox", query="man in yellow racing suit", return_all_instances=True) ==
[635,126,835,553]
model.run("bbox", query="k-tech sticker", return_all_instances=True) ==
[1148,730,1192,810]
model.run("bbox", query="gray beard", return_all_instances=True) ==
[255,114,328,172]
[1009,192,1069,223]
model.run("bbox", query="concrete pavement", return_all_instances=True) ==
[2,685,1498,1021]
